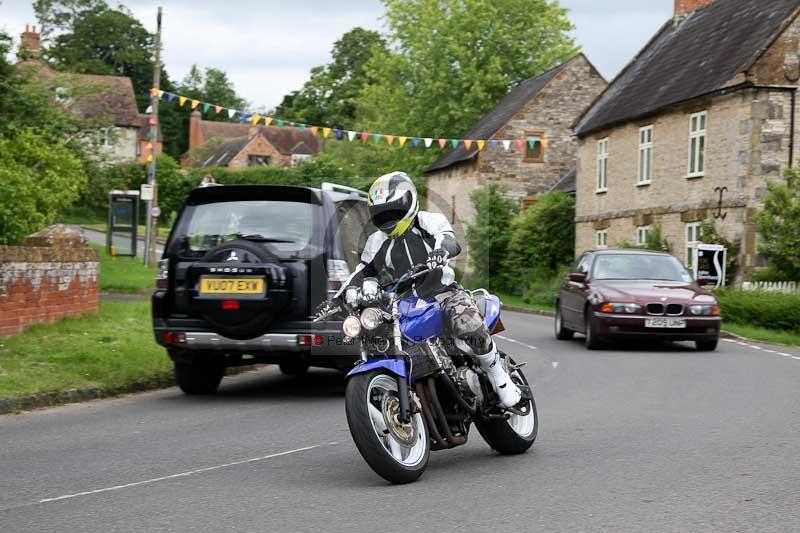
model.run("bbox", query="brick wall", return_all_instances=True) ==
[227,134,289,169]
[0,227,99,337]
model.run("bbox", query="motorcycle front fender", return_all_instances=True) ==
[345,358,408,380]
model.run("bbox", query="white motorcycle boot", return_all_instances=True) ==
[476,343,522,408]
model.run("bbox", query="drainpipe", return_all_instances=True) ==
[790,89,796,169]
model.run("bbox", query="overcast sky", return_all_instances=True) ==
[1,0,674,110]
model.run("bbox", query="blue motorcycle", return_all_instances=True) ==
[316,265,537,484]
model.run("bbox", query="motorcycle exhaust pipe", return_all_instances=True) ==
[426,376,467,447]
[436,373,477,415]
[414,382,450,450]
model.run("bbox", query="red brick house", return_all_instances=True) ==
[184,111,321,169]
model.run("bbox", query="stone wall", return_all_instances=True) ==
[575,86,795,279]
[0,226,99,337]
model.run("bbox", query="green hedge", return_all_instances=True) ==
[716,290,800,332]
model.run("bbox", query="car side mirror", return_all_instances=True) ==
[568,272,587,283]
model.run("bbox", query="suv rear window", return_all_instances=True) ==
[184,200,314,254]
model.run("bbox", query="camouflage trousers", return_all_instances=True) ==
[439,289,492,355]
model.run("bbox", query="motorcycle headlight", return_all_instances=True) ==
[360,308,382,330]
[342,316,362,338]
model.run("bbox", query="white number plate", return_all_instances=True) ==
[645,318,687,329]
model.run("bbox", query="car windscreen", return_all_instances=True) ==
[592,254,693,282]
[182,200,314,254]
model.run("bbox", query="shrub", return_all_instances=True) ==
[466,185,518,290]
[615,224,672,252]
[757,167,800,279]
[716,289,800,332]
[0,130,86,244]
[503,191,575,290]
[522,267,567,309]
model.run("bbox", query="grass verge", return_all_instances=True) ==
[496,291,555,315]
[0,302,169,399]
[722,322,800,347]
[91,243,155,294]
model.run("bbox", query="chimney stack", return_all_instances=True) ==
[674,0,716,16]
[189,110,203,151]
[19,24,41,60]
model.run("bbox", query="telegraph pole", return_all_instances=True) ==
[144,7,162,267]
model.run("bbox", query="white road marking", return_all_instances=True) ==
[495,334,538,351]
[724,338,799,363]
[552,362,559,368]
[38,442,338,504]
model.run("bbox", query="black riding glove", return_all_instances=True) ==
[426,249,449,270]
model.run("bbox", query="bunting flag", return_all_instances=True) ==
[154,89,544,153]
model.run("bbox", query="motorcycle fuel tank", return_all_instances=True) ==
[398,297,443,343]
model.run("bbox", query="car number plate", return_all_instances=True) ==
[645,318,687,329]
[200,277,264,295]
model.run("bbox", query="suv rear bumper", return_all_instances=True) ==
[153,319,359,357]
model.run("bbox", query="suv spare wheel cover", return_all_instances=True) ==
[194,240,290,340]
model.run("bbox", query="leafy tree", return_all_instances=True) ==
[466,185,518,290]
[32,0,108,41]
[503,191,575,289]
[274,28,387,129]
[0,130,86,244]
[757,168,800,279]
[356,0,578,138]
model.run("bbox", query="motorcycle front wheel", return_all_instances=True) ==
[475,356,538,455]
[345,370,430,484]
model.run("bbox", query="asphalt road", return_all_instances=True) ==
[2,311,800,532]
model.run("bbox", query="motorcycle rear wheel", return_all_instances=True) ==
[475,357,538,455]
[345,370,430,484]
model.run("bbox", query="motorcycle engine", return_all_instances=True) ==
[455,367,484,404]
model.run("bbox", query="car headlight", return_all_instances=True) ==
[360,308,382,330]
[689,304,720,316]
[600,303,642,314]
[342,316,362,338]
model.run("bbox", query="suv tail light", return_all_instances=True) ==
[156,258,169,290]
[326,259,350,293]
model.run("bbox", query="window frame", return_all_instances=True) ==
[636,225,651,246]
[637,125,653,185]
[688,111,707,178]
[685,222,702,270]
[523,130,545,163]
[595,229,608,249]
[596,138,609,193]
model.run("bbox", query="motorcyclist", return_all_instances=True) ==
[337,171,522,408]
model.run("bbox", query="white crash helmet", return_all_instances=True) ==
[368,171,419,238]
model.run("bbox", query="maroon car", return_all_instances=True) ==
[555,249,721,351]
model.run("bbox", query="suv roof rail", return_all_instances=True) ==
[321,182,368,199]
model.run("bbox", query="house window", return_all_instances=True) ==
[98,127,113,148]
[524,131,545,163]
[638,125,653,184]
[688,111,707,177]
[596,138,609,192]
[248,155,270,167]
[636,225,651,246]
[291,153,312,167]
[596,230,608,249]
[686,222,702,270]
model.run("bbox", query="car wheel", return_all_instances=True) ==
[585,310,603,350]
[554,303,574,340]
[695,338,719,352]
[279,358,310,376]
[174,361,224,395]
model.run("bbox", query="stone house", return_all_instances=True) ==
[573,0,800,280]
[184,110,320,169]
[424,53,607,270]
[16,25,161,163]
